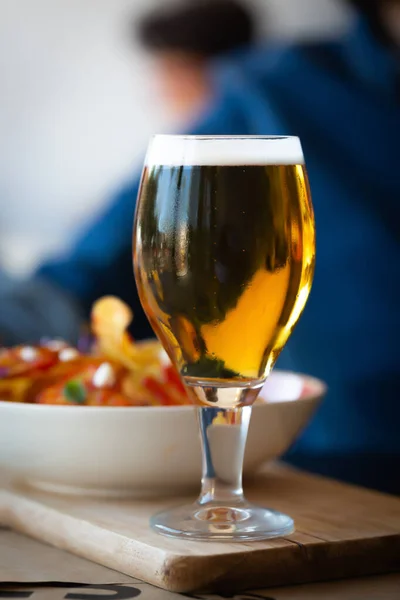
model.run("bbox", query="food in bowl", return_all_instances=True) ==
[0,297,326,495]
[0,371,326,496]
[0,296,192,407]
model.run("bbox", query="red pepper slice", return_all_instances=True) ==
[142,376,176,406]
[163,365,187,397]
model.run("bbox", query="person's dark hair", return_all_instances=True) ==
[136,0,255,59]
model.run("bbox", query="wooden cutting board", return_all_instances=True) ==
[1,464,399,594]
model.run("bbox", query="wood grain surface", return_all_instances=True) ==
[1,464,399,593]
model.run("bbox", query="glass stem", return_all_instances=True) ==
[197,405,252,506]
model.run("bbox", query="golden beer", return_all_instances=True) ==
[134,149,314,389]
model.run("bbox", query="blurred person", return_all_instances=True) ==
[0,0,399,491]
[137,0,254,124]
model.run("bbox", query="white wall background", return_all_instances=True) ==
[0,0,351,275]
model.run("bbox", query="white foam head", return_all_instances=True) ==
[146,135,304,167]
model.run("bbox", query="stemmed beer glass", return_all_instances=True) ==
[133,135,315,541]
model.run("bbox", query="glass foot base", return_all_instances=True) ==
[150,501,294,541]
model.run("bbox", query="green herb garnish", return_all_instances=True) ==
[63,380,87,405]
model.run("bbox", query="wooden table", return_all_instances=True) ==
[1,528,400,599]
[2,465,400,592]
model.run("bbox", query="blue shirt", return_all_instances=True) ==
[34,19,400,470]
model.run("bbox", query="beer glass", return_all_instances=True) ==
[133,135,315,540]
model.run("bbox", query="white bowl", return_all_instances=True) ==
[0,371,325,497]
